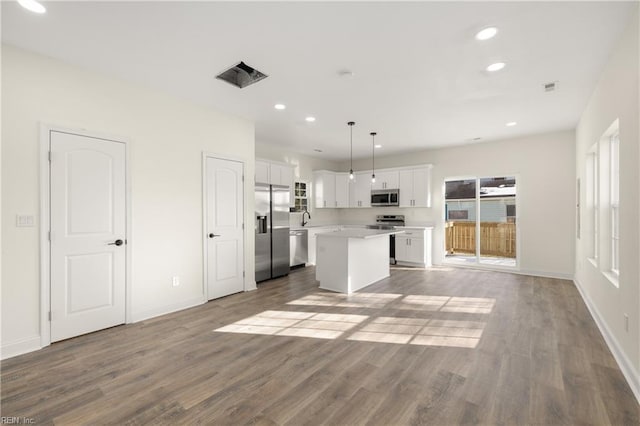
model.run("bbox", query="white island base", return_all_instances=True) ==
[315,229,402,294]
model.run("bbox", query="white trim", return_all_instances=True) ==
[39,125,51,348]
[1,335,41,360]
[39,124,132,348]
[131,296,206,323]
[201,152,247,301]
[514,269,574,280]
[438,262,573,280]
[573,277,640,404]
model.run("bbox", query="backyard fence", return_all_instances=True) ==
[445,221,516,258]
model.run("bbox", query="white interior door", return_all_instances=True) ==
[206,157,244,299]
[50,131,126,342]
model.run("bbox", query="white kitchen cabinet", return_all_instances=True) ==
[270,163,294,187]
[307,226,341,264]
[335,173,350,208]
[395,227,432,267]
[350,172,372,208]
[314,171,336,208]
[256,159,295,206]
[256,160,293,187]
[255,160,270,184]
[399,166,432,207]
[371,170,399,190]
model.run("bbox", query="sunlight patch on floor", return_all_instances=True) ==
[215,311,368,340]
[215,310,487,349]
[286,292,496,315]
[286,292,403,308]
[345,316,484,348]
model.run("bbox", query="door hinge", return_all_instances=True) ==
[243,271,245,277]
[48,231,51,241]
[242,175,245,182]
[242,223,244,230]
[48,151,52,162]
[48,311,51,321]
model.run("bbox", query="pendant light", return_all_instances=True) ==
[348,121,355,180]
[370,132,377,183]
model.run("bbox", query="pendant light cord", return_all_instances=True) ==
[348,121,355,177]
[370,132,377,181]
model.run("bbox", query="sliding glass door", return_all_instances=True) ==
[445,176,517,267]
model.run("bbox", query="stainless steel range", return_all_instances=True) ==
[367,215,405,264]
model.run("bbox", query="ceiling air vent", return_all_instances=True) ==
[544,81,558,92]
[216,61,268,88]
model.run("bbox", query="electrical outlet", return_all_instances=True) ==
[624,314,629,332]
[172,276,180,287]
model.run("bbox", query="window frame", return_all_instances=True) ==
[609,132,620,276]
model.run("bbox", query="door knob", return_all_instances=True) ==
[209,233,221,238]
[108,239,124,246]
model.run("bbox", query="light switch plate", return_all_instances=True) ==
[16,214,35,227]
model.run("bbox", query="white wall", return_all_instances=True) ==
[339,130,576,278]
[255,143,341,228]
[1,45,256,358]
[575,10,639,394]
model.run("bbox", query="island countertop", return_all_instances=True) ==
[316,229,404,239]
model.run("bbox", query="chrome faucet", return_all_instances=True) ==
[301,209,311,227]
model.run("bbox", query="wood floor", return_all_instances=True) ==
[2,266,638,425]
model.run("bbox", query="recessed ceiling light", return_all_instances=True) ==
[274,104,286,110]
[305,116,316,122]
[374,144,382,149]
[486,62,506,72]
[506,121,517,127]
[475,27,498,41]
[18,0,46,14]
[313,149,323,152]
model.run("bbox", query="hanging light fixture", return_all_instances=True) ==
[348,121,355,180]
[370,132,377,183]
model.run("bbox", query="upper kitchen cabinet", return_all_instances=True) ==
[256,159,295,207]
[399,166,432,207]
[255,159,293,187]
[335,173,350,208]
[314,171,336,208]
[270,163,293,187]
[349,171,372,208]
[255,160,271,184]
[371,170,399,190]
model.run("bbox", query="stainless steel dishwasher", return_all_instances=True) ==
[289,229,308,268]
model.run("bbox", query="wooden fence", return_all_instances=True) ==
[445,221,516,258]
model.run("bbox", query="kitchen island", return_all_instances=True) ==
[316,229,403,293]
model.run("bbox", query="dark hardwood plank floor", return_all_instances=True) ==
[2,266,638,425]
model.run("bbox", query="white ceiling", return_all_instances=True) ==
[1,1,632,160]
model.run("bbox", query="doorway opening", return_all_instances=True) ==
[444,176,517,268]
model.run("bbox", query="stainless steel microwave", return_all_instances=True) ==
[371,189,399,207]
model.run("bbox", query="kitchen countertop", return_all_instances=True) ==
[394,225,434,230]
[291,223,433,231]
[316,229,404,239]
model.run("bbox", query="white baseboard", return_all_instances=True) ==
[1,335,41,360]
[245,281,257,291]
[437,262,573,281]
[516,269,574,280]
[131,296,206,323]
[573,277,640,404]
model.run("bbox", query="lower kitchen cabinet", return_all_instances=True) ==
[395,227,432,267]
[306,226,341,265]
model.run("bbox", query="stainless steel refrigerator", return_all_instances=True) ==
[255,184,290,282]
